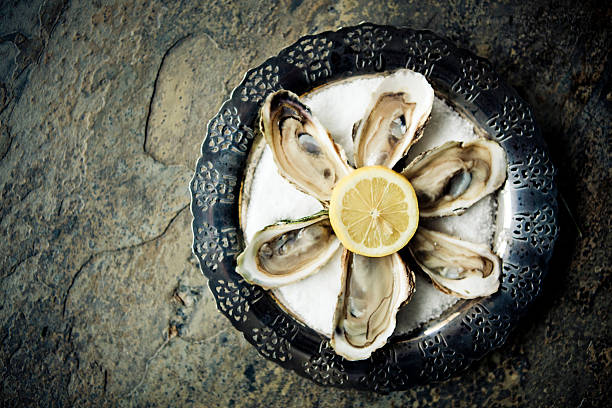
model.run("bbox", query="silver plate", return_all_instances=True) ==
[190,23,559,392]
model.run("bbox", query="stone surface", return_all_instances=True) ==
[0,0,610,406]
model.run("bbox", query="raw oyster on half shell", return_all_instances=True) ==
[353,70,434,168]
[237,211,341,289]
[408,227,500,299]
[331,250,415,361]
[260,90,352,203]
[402,139,507,217]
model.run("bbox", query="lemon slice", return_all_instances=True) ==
[329,166,419,257]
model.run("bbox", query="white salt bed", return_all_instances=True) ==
[423,195,496,245]
[243,70,497,337]
[405,97,479,162]
[394,273,458,334]
[244,147,323,240]
[272,249,344,336]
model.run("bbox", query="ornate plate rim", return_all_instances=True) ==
[189,23,559,392]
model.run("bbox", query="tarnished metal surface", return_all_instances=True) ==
[191,23,558,391]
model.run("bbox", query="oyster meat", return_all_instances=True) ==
[331,250,415,361]
[353,70,434,168]
[402,139,507,217]
[260,90,352,202]
[408,227,500,299]
[237,212,341,289]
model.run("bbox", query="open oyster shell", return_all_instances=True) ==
[408,227,500,299]
[353,70,434,169]
[237,211,341,289]
[402,139,507,217]
[260,90,352,203]
[331,250,415,361]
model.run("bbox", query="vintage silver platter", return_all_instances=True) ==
[190,23,558,392]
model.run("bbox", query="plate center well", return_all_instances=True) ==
[241,70,497,337]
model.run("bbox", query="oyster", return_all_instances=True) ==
[402,140,507,217]
[237,212,341,289]
[260,90,352,202]
[408,228,500,299]
[331,250,414,361]
[353,70,434,168]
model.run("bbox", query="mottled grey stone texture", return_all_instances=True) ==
[0,0,609,406]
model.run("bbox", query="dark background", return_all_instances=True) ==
[0,0,610,406]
